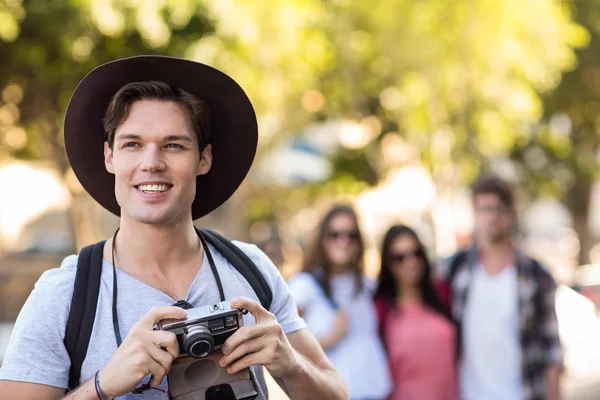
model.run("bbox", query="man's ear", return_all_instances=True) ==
[104,142,115,174]
[197,144,213,176]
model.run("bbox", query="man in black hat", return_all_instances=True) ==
[0,57,348,400]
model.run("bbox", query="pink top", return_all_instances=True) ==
[385,303,457,400]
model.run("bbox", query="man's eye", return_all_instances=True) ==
[166,143,184,149]
[123,142,139,148]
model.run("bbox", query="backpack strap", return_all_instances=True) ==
[198,228,273,311]
[63,230,273,390]
[438,249,469,315]
[448,249,469,284]
[64,241,106,391]
[446,249,473,361]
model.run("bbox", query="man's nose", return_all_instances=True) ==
[140,147,166,172]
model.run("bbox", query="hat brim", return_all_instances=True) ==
[64,56,258,220]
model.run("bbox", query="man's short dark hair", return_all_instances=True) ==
[471,176,515,209]
[103,81,211,151]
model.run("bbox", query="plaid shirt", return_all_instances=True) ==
[440,247,563,400]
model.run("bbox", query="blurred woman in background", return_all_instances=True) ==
[374,225,457,400]
[288,204,391,400]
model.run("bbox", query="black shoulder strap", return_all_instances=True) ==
[64,241,105,391]
[64,231,274,389]
[446,249,469,360]
[198,228,273,311]
[448,249,469,283]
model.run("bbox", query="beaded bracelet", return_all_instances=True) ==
[95,370,109,400]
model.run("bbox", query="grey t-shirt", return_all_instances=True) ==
[0,241,306,399]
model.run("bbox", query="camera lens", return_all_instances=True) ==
[183,325,214,358]
[189,340,212,358]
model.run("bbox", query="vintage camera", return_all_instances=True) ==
[157,301,244,359]
[157,301,259,400]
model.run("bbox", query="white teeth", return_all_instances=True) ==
[138,184,168,193]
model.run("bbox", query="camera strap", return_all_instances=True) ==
[108,229,228,396]
[110,228,226,348]
[65,227,272,392]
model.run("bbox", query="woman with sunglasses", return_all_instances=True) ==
[289,204,391,400]
[374,225,457,400]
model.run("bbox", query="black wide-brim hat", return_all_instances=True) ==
[64,56,258,220]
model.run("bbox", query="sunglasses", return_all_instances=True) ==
[325,230,360,241]
[389,248,425,264]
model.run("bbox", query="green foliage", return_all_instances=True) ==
[511,1,600,198]
[0,0,213,167]
[0,0,593,232]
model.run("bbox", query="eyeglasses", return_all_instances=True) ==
[389,249,425,264]
[324,230,360,241]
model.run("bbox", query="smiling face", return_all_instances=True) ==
[104,100,212,226]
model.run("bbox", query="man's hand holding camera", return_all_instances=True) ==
[218,297,300,379]
[95,297,324,398]
[96,306,187,398]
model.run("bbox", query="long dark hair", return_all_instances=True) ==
[302,204,365,299]
[374,225,450,320]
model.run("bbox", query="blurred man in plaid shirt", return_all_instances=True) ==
[439,176,562,400]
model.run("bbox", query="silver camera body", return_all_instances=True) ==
[157,301,244,359]
[158,301,258,400]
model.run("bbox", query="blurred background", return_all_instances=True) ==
[2,0,600,397]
